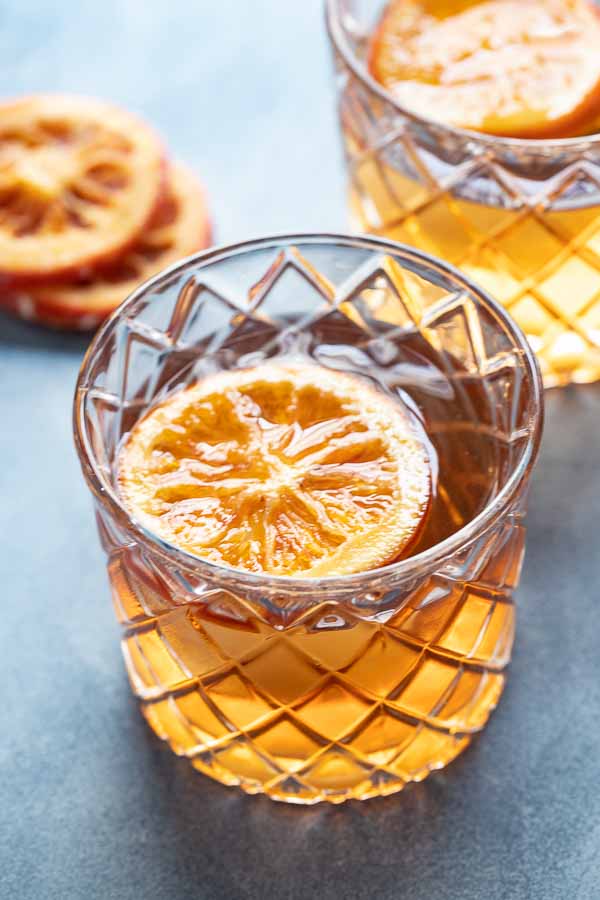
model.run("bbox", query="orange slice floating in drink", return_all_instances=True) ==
[3,162,212,330]
[118,364,432,578]
[0,94,165,281]
[369,0,600,138]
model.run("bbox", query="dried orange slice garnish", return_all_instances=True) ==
[369,0,600,138]
[118,364,432,578]
[0,94,165,280]
[2,162,211,330]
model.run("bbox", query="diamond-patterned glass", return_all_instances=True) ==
[74,234,542,803]
[326,0,600,387]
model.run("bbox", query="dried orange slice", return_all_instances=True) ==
[0,94,165,280]
[118,364,432,578]
[368,0,600,138]
[1,162,211,330]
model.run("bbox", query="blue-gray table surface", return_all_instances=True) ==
[1,3,599,898]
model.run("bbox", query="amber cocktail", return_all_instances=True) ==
[74,234,542,803]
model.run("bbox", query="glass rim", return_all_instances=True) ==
[73,232,544,597]
[324,0,600,152]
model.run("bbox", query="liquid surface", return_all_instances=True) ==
[369,0,600,138]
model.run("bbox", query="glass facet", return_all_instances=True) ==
[74,234,543,804]
[326,0,600,388]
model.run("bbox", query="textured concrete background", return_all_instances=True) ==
[1,2,600,898]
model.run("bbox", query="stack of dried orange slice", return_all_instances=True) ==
[0,95,212,330]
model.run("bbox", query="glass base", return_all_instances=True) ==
[152,724,479,805]
[137,677,502,804]
[115,554,515,805]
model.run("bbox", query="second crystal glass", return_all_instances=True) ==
[326,0,600,388]
[74,234,542,804]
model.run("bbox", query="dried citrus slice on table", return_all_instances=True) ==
[2,162,212,330]
[0,94,165,280]
[118,364,432,578]
[369,0,600,138]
